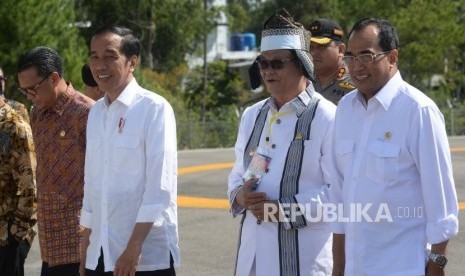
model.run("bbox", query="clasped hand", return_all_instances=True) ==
[235,178,279,222]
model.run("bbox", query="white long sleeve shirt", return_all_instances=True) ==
[80,79,179,272]
[331,72,458,275]
[228,90,336,276]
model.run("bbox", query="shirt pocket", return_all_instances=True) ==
[113,135,142,174]
[335,140,355,177]
[301,139,320,178]
[366,140,401,184]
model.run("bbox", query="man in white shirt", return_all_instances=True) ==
[228,9,336,275]
[331,18,458,276]
[80,25,179,276]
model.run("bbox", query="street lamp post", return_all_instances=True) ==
[447,99,454,136]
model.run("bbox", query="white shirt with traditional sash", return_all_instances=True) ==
[228,90,336,276]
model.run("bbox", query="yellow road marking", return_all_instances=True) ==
[178,196,465,210]
[178,195,229,209]
[451,147,465,152]
[177,163,232,209]
[178,162,234,175]
[177,147,465,209]
[178,146,463,176]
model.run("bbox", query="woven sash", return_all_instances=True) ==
[278,97,319,276]
[243,100,270,169]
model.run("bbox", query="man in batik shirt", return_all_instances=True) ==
[17,46,94,276]
[0,65,30,123]
[0,96,36,276]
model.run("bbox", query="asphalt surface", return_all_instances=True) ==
[24,137,465,275]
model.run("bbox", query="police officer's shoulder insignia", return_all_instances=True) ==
[339,81,355,90]
[337,67,346,80]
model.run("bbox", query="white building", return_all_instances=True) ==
[189,0,259,66]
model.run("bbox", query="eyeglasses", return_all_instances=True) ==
[342,51,391,64]
[18,72,52,96]
[0,76,6,82]
[257,58,294,70]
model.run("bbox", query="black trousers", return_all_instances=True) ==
[0,236,30,276]
[85,249,176,276]
[41,261,80,276]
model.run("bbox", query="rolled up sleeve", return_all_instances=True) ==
[413,107,459,244]
[139,101,177,227]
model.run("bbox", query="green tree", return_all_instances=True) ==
[393,0,465,92]
[0,0,87,104]
[76,0,218,72]
[233,0,342,41]
[182,61,245,148]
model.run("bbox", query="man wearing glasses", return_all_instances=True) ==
[228,9,336,275]
[0,65,30,123]
[307,19,355,105]
[330,18,458,275]
[17,46,94,276]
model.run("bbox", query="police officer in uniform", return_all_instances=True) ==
[307,19,355,105]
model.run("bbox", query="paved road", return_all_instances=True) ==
[24,137,465,275]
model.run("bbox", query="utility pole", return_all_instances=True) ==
[447,99,454,136]
[202,0,208,124]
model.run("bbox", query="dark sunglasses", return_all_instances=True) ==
[257,58,294,70]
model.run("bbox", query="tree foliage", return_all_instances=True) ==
[0,0,87,102]
[76,0,218,71]
[184,60,247,114]
[339,0,465,106]
[1,0,465,146]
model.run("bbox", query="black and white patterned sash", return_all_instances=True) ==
[278,97,319,276]
[243,99,270,169]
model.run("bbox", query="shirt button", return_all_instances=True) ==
[276,119,281,124]
[271,144,276,149]
[265,168,269,173]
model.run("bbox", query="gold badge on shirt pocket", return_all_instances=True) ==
[384,131,392,141]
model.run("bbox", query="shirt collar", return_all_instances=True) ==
[103,79,138,109]
[352,71,402,110]
[267,84,314,117]
[37,82,75,116]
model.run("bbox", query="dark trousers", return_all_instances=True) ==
[41,261,80,276]
[0,236,30,276]
[86,249,176,276]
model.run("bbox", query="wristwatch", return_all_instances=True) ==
[429,252,448,269]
